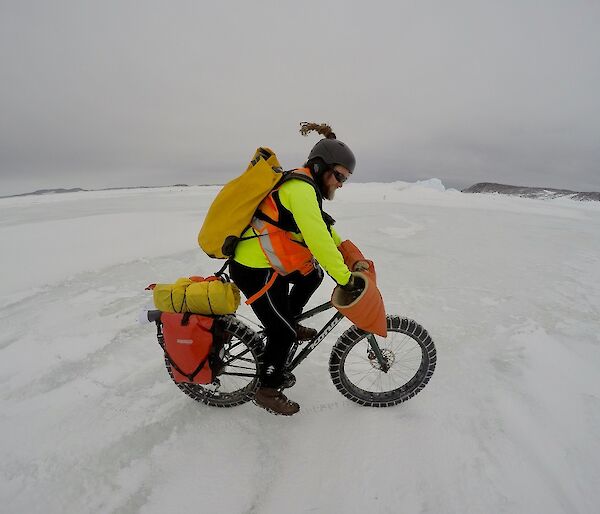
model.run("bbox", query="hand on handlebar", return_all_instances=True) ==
[353,260,370,272]
[339,273,365,303]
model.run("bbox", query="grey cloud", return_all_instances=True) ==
[1,1,599,195]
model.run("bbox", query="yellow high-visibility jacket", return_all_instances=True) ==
[233,178,352,286]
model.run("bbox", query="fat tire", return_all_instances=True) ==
[164,315,262,407]
[329,315,436,407]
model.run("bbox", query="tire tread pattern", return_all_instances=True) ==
[328,315,436,407]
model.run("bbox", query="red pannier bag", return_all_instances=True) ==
[160,312,216,384]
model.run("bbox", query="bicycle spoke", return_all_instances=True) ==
[370,372,381,391]
[400,345,420,359]
[229,356,255,363]
[345,354,371,365]
[341,330,424,394]
[225,339,246,352]
[349,368,372,387]
[223,364,256,371]
[222,347,253,365]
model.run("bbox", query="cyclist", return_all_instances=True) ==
[229,122,363,415]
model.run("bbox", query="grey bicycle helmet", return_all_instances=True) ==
[307,138,356,173]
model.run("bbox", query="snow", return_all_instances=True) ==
[414,178,446,191]
[1,183,600,513]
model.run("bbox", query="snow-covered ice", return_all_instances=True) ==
[1,182,599,513]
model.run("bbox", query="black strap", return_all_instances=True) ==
[279,170,323,207]
[163,347,210,382]
[237,224,267,241]
[214,259,231,278]
[186,354,211,381]
[206,280,214,315]
[237,233,262,241]
[171,287,188,313]
[254,209,288,230]
[181,312,192,326]
[258,171,335,237]
[250,147,281,169]
[322,211,336,227]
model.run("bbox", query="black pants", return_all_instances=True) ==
[229,260,323,388]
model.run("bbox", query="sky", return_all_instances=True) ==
[1,0,599,196]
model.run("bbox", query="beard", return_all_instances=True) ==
[317,173,335,201]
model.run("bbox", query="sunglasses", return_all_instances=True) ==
[332,170,349,184]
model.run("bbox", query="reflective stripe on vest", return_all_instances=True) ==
[251,217,289,274]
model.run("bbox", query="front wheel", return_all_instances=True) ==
[329,315,436,407]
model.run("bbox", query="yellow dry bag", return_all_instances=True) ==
[198,147,284,259]
[153,276,240,315]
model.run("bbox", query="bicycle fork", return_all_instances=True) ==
[366,334,390,372]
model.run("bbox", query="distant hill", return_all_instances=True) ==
[0,184,193,199]
[462,182,600,202]
[9,187,88,197]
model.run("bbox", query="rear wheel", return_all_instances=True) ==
[165,316,262,407]
[329,316,436,407]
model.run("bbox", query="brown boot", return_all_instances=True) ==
[254,387,300,416]
[295,324,317,341]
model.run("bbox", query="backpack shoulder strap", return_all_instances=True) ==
[280,169,336,231]
[277,168,323,207]
[253,168,318,229]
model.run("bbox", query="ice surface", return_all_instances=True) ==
[1,183,599,513]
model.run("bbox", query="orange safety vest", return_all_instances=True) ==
[244,168,332,304]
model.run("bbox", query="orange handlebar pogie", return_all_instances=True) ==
[332,241,387,337]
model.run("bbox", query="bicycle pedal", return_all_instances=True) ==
[281,372,297,389]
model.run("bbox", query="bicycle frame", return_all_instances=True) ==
[288,301,345,371]
[152,300,388,381]
[265,300,386,372]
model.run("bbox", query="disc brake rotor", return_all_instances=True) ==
[367,348,395,370]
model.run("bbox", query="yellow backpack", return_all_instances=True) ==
[198,147,284,259]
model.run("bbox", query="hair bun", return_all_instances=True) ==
[299,122,336,139]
